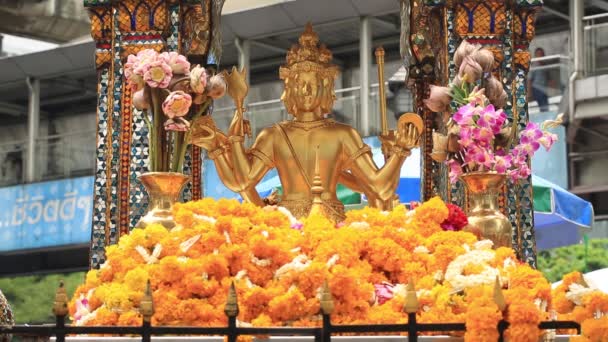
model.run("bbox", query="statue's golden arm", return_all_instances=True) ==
[209,149,265,206]
[341,128,407,207]
[349,152,406,203]
[338,171,379,204]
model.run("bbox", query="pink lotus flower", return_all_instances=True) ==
[538,132,558,151]
[424,85,452,112]
[159,51,190,75]
[190,65,208,94]
[125,50,159,77]
[143,60,173,88]
[206,74,227,99]
[459,56,483,82]
[162,90,192,118]
[164,117,191,132]
[447,159,463,183]
[124,54,145,90]
[374,283,395,305]
[132,89,149,110]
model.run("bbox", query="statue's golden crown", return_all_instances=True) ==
[279,23,339,80]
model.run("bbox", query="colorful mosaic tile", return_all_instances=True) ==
[90,68,110,269]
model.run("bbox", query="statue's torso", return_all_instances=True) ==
[271,119,348,202]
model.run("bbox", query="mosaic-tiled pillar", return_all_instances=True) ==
[410,0,543,266]
[85,0,222,268]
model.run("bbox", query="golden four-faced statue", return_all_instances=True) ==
[192,24,422,222]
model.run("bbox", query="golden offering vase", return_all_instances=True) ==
[461,172,512,249]
[137,172,190,229]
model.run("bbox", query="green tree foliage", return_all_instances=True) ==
[537,238,608,283]
[0,272,85,324]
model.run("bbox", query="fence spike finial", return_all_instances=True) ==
[404,279,419,314]
[225,281,240,317]
[140,280,155,322]
[320,280,334,315]
[53,280,69,316]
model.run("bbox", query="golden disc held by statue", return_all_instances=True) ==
[398,112,424,134]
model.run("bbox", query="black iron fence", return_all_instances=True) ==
[0,282,580,342]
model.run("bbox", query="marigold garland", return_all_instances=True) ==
[68,197,607,341]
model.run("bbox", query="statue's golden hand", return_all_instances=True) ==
[395,113,423,150]
[190,115,227,151]
[396,123,421,150]
[228,109,245,138]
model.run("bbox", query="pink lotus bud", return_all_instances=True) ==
[472,49,495,73]
[424,85,452,112]
[206,74,227,99]
[159,51,190,75]
[492,90,508,109]
[485,77,504,102]
[459,56,483,82]
[132,89,149,110]
[190,65,208,94]
[454,40,480,67]
[452,75,463,87]
[162,90,192,118]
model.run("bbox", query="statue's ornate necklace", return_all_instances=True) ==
[285,118,334,131]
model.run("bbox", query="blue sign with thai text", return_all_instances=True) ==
[0,176,93,252]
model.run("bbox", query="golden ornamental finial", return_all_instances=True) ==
[320,280,334,315]
[493,276,507,312]
[224,281,240,317]
[140,280,154,322]
[309,146,328,219]
[53,280,69,317]
[404,280,419,314]
[279,23,339,80]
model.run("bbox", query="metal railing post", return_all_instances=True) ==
[53,281,68,342]
[224,282,239,342]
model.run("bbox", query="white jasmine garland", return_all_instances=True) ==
[274,254,311,279]
[445,249,499,292]
[349,221,371,229]
[223,231,232,244]
[414,246,430,254]
[251,255,272,267]
[474,240,494,250]
[326,254,340,267]
[179,234,201,253]
[193,214,217,224]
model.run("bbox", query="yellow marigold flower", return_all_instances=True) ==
[123,267,149,293]
[117,311,142,326]
[580,316,608,342]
